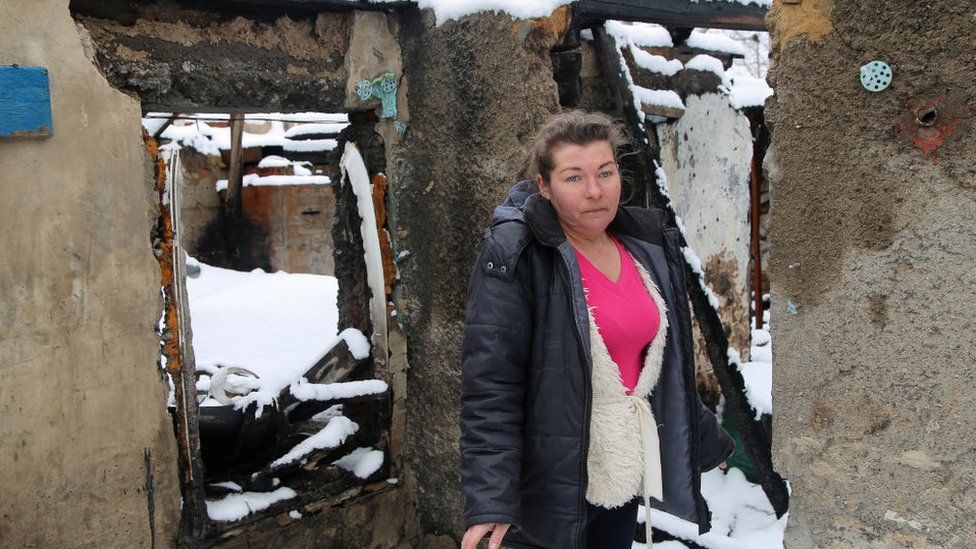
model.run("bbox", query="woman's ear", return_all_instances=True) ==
[536,174,548,199]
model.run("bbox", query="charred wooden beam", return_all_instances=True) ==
[147,135,209,541]
[574,0,768,31]
[226,113,245,219]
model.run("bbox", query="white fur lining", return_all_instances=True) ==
[584,254,669,508]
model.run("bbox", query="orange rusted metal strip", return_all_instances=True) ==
[145,133,209,541]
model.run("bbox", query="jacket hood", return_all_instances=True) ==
[491,179,669,248]
[490,180,534,226]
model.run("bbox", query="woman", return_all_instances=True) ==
[459,111,734,549]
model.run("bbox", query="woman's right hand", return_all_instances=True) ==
[460,522,511,549]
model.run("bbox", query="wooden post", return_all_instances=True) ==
[750,119,764,330]
[227,113,245,218]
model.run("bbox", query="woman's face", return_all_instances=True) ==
[537,140,621,240]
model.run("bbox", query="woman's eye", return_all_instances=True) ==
[600,170,613,178]
[566,175,581,182]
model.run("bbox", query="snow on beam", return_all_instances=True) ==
[574,0,768,32]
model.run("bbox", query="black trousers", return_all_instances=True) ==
[584,497,639,549]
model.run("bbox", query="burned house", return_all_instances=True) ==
[2,0,973,547]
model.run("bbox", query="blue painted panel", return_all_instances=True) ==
[0,66,53,138]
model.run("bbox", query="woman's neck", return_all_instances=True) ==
[563,226,613,253]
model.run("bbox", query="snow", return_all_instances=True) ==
[206,487,297,522]
[605,20,673,48]
[686,30,749,56]
[289,510,302,520]
[632,87,686,111]
[726,68,774,109]
[147,115,347,157]
[638,468,786,549]
[338,327,371,360]
[630,47,683,77]
[332,447,385,479]
[185,255,369,416]
[290,379,388,402]
[210,481,242,492]
[690,0,771,7]
[257,155,291,168]
[735,316,773,418]
[340,142,388,363]
[282,138,339,153]
[283,123,348,138]
[215,173,332,192]
[269,416,359,468]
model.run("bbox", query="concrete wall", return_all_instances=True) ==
[656,92,755,396]
[766,0,976,546]
[0,1,181,546]
[389,8,567,544]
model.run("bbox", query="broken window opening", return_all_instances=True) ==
[148,110,396,539]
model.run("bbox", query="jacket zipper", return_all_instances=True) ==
[557,249,592,549]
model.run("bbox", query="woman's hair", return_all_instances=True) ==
[525,110,631,187]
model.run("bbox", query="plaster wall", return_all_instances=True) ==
[0,1,181,546]
[766,0,976,546]
[657,92,754,369]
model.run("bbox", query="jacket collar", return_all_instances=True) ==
[522,191,667,248]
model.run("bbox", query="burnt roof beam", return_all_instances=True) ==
[573,0,768,31]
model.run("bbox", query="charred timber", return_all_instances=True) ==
[592,24,789,518]
[574,0,767,31]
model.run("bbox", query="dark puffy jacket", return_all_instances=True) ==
[459,181,735,548]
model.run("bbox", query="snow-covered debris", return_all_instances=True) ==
[259,112,348,123]
[148,115,347,157]
[215,173,332,192]
[641,468,786,548]
[726,71,774,109]
[735,313,773,419]
[185,256,357,415]
[257,155,291,169]
[281,138,338,153]
[334,327,371,360]
[691,0,772,7]
[632,86,686,112]
[209,481,243,492]
[290,379,388,402]
[332,447,385,479]
[206,487,297,522]
[270,416,359,468]
[630,47,684,76]
[686,30,749,56]
[685,54,731,87]
[605,20,673,48]
[283,123,347,138]
[372,0,570,26]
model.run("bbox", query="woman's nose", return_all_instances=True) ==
[584,175,602,199]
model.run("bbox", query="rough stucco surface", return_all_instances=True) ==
[657,92,754,375]
[767,0,976,547]
[0,1,181,546]
[389,8,562,541]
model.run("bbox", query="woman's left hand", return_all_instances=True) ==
[461,522,511,549]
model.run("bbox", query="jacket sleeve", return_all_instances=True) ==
[696,397,736,472]
[459,236,532,529]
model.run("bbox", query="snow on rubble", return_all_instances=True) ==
[185,255,373,415]
[636,468,786,549]
[142,112,347,157]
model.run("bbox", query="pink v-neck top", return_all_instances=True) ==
[574,234,661,395]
